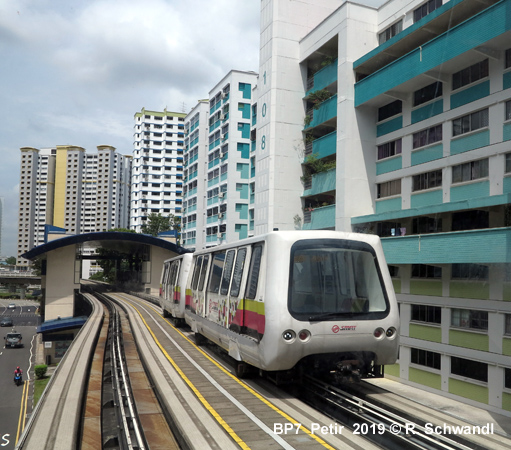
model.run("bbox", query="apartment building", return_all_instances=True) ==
[181,70,258,249]
[255,0,511,415]
[182,100,209,249]
[130,108,186,233]
[17,145,131,266]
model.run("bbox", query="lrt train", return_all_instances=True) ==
[160,231,399,382]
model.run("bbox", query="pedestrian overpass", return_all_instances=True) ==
[22,229,190,321]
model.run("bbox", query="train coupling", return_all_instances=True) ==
[335,360,361,384]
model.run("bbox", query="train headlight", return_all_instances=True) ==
[282,330,296,342]
[298,329,311,342]
[373,327,385,339]
[386,327,397,338]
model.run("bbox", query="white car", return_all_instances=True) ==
[7,303,16,309]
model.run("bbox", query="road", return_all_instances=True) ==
[0,301,40,449]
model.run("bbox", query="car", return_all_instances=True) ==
[7,303,16,309]
[4,331,23,348]
[0,317,13,327]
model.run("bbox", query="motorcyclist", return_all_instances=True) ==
[14,366,22,382]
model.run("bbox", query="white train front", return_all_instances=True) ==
[160,231,399,381]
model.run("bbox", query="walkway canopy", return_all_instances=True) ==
[22,230,191,321]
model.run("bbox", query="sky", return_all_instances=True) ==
[0,0,261,257]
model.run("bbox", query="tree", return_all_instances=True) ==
[5,256,16,266]
[141,213,179,237]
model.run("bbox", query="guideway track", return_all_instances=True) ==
[106,291,383,450]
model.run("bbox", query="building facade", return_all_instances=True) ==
[181,70,258,249]
[130,108,186,233]
[17,145,131,266]
[255,0,511,415]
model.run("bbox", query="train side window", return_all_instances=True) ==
[162,264,170,285]
[198,255,210,291]
[245,244,262,300]
[230,248,247,297]
[191,256,203,290]
[208,251,226,293]
[171,261,180,285]
[220,250,236,295]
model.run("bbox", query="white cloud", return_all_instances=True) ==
[0,0,261,256]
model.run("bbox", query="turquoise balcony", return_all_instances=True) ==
[306,59,338,96]
[302,204,335,230]
[307,131,336,159]
[305,94,337,130]
[303,168,336,197]
[381,227,511,265]
[355,0,511,106]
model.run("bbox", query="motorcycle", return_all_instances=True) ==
[14,374,22,386]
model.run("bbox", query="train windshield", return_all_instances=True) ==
[289,240,389,320]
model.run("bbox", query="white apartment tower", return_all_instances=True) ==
[17,145,131,266]
[131,108,186,233]
[182,100,209,249]
[182,70,258,249]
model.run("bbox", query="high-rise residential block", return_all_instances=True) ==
[181,70,258,249]
[131,108,186,233]
[255,0,511,415]
[17,145,131,266]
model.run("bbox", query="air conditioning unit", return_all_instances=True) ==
[218,192,225,198]
[220,114,226,120]
[218,213,224,219]
[217,233,224,239]
[221,92,227,99]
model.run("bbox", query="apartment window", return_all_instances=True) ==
[413,82,442,107]
[505,368,511,390]
[506,100,511,121]
[413,124,442,149]
[412,304,441,323]
[412,264,442,279]
[451,356,487,382]
[505,153,511,173]
[411,348,441,370]
[378,100,402,122]
[505,314,511,335]
[452,109,488,136]
[452,263,488,280]
[377,139,402,160]
[452,59,489,91]
[451,308,488,330]
[414,0,442,22]
[452,159,488,183]
[378,20,402,45]
[377,179,401,198]
[506,49,511,69]
[412,169,442,191]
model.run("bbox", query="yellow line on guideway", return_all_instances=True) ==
[122,296,251,450]
[125,295,336,450]
[16,378,30,445]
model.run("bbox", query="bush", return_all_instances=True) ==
[35,364,48,379]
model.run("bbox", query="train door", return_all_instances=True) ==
[169,259,181,308]
[190,255,210,317]
[227,247,247,332]
[205,250,226,324]
[242,244,264,340]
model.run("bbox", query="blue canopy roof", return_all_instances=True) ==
[37,316,88,334]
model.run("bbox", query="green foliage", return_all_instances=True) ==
[35,364,48,379]
[5,256,16,265]
[301,153,336,184]
[304,115,312,127]
[89,271,106,282]
[308,89,333,110]
[321,55,334,68]
[141,213,180,237]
